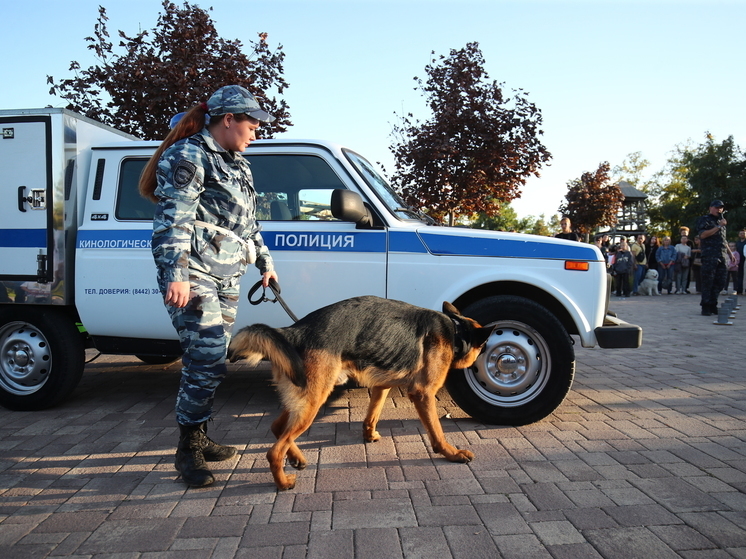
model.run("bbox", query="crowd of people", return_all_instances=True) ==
[557,203,746,316]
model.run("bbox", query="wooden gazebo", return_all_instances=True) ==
[605,180,648,241]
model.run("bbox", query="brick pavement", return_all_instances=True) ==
[1,293,745,558]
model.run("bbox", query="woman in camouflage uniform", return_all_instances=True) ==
[140,85,278,487]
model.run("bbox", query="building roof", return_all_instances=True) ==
[617,180,648,201]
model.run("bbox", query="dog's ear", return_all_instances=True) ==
[471,326,494,348]
[442,301,460,315]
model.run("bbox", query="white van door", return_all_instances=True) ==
[74,149,177,341]
[0,116,53,283]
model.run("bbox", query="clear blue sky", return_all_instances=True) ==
[2,0,744,220]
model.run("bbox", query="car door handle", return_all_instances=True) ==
[18,185,30,212]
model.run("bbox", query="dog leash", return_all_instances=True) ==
[247,278,299,323]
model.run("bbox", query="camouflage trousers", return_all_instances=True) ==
[699,256,728,309]
[161,272,240,426]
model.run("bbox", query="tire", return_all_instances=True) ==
[135,354,181,365]
[445,295,575,426]
[0,307,86,411]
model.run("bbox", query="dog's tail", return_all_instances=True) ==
[229,324,307,388]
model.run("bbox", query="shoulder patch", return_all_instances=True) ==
[173,160,197,189]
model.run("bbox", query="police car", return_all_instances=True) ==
[0,108,641,423]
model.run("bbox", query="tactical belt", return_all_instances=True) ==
[194,220,256,264]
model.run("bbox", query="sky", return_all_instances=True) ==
[2,0,744,220]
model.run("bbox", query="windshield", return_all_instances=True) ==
[344,149,428,222]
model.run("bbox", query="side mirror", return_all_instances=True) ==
[331,189,373,228]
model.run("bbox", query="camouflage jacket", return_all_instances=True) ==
[696,213,729,260]
[152,129,274,282]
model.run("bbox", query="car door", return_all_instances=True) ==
[74,149,176,341]
[238,149,387,328]
[0,116,54,293]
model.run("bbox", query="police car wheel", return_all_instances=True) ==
[0,308,85,411]
[445,295,575,426]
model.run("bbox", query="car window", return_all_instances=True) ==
[115,158,154,220]
[247,154,346,221]
[114,153,348,222]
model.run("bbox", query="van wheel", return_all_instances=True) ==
[0,308,85,411]
[446,295,575,426]
[135,354,181,365]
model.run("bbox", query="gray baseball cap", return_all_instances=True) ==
[206,85,275,123]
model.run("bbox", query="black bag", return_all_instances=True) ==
[677,251,690,268]
[636,249,645,263]
[613,252,633,274]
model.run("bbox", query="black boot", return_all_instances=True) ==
[175,424,215,487]
[198,421,237,462]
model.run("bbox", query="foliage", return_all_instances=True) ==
[643,135,746,239]
[470,202,518,231]
[612,151,651,191]
[523,213,554,236]
[559,162,624,236]
[389,42,551,226]
[47,1,291,140]
[470,203,553,235]
[644,143,696,236]
[682,134,746,234]
[542,214,561,236]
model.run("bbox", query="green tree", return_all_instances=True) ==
[47,1,291,140]
[645,143,696,236]
[528,214,553,237]
[559,162,624,238]
[646,135,746,239]
[471,202,520,231]
[683,134,746,234]
[613,151,652,190]
[547,214,562,236]
[470,204,554,235]
[389,42,551,226]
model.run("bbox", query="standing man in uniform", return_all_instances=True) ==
[696,200,729,316]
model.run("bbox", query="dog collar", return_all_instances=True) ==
[450,317,471,360]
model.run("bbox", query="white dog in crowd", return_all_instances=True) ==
[638,268,660,296]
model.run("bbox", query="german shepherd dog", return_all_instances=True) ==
[228,296,492,490]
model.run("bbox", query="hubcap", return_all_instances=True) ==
[0,322,52,396]
[466,320,551,407]
[12,348,31,368]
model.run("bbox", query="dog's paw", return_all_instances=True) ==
[452,449,474,463]
[287,457,307,470]
[285,447,307,470]
[364,430,382,443]
[276,474,296,491]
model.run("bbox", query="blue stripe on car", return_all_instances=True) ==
[419,232,598,260]
[69,229,599,260]
[0,229,46,248]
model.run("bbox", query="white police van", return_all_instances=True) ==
[0,108,641,424]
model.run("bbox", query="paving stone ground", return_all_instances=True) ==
[1,292,745,558]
